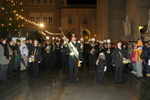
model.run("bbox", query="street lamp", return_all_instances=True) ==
[40,23,44,28]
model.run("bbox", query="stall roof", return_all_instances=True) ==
[11,30,37,37]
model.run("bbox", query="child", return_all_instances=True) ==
[96,52,107,85]
[14,50,20,69]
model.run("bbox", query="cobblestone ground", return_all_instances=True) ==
[0,67,150,100]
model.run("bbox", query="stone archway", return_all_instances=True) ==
[82,29,91,42]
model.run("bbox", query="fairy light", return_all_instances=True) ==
[1,0,57,37]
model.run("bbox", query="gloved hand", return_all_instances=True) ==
[80,61,82,63]
[70,52,74,55]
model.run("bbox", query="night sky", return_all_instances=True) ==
[67,0,96,4]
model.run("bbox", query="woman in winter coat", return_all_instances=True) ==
[130,45,137,75]
[0,39,10,80]
[112,41,127,85]
[31,40,42,80]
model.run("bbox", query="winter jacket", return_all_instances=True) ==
[0,44,10,64]
[130,51,136,63]
[112,48,127,67]
[97,59,107,72]
[20,43,29,56]
[134,41,143,61]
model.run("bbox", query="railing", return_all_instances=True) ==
[61,4,96,8]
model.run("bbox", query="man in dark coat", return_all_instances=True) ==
[60,42,68,70]
[66,33,83,84]
[44,41,53,70]
[88,42,99,73]
[112,41,127,85]
[104,43,114,72]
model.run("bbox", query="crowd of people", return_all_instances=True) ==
[0,35,150,85]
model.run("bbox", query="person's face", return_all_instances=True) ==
[17,42,20,45]
[47,41,50,45]
[9,41,13,45]
[2,40,6,44]
[26,40,29,43]
[71,37,76,41]
[107,44,111,47]
[34,40,38,45]
[117,42,122,47]
[123,45,126,48]
[29,40,32,44]
[91,43,95,47]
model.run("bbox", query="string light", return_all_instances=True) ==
[1,0,55,37]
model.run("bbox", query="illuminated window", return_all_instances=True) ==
[83,17,88,24]
[68,17,72,24]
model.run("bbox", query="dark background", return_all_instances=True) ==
[67,0,96,4]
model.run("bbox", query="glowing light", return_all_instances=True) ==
[40,23,44,28]
[139,25,144,30]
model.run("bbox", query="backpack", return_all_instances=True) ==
[140,47,147,60]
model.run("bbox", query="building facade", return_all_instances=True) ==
[97,0,150,41]
[60,5,96,40]
[22,0,63,33]
[22,0,150,41]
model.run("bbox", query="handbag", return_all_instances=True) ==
[28,48,36,62]
[119,51,131,64]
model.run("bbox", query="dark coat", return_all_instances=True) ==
[27,43,33,56]
[66,42,83,61]
[31,46,42,62]
[97,59,106,72]
[112,48,127,67]
[88,46,99,58]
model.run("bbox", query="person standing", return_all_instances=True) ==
[0,39,10,80]
[96,52,107,85]
[130,44,137,75]
[31,40,42,80]
[60,41,68,70]
[20,40,29,71]
[44,41,53,70]
[8,40,15,76]
[134,39,143,77]
[112,41,127,85]
[66,33,83,84]
[26,39,33,69]
[88,41,98,73]
[104,43,113,72]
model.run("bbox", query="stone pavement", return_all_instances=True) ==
[0,67,150,100]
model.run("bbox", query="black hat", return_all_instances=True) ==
[16,39,21,42]
[72,33,76,38]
